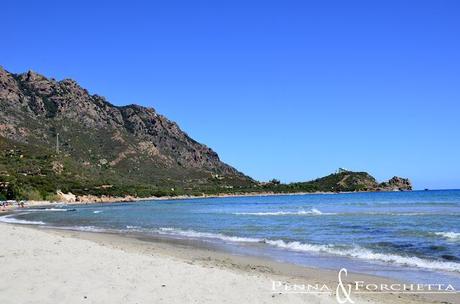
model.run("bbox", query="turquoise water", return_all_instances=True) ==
[3,190,460,286]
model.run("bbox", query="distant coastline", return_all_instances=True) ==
[1,188,417,212]
[0,67,411,202]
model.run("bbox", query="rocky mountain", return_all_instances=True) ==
[0,67,412,200]
[0,67,254,199]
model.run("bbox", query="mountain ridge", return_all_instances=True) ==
[0,67,250,174]
[0,67,411,200]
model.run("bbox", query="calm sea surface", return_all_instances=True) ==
[3,190,460,287]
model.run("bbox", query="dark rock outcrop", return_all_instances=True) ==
[379,176,412,191]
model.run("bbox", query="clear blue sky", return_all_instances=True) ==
[2,1,459,189]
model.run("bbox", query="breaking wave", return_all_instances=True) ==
[44,225,109,233]
[231,209,458,217]
[26,208,73,212]
[233,208,334,216]
[434,232,460,240]
[150,227,460,273]
[264,239,460,273]
[0,213,46,225]
[156,227,262,242]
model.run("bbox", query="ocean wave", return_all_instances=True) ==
[156,227,262,242]
[93,210,103,214]
[153,227,460,273]
[368,211,460,216]
[18,221,459,273]
[233,208,335,216]
[434,232,460,240]
[26,208,72,212]
[336,202,459,207]
[360,212,435,216]
[126,225,142,229]
[0,213,45,225]
[264,239,460,272]
[231,209,458,217]
[44,225,108,232]
[371,202,457,207]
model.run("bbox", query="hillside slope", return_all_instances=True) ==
[0,67,254,199]
[295,171,412,192]
[259,170,412,193]
[0,67,411,200]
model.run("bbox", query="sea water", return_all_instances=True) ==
[3,190,460,287]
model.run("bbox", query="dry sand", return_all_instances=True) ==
[0,223,457,304]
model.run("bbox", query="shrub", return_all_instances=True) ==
[21,189,43,201]
[44,193,60,202]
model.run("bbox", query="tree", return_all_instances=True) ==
[269,178,281,185]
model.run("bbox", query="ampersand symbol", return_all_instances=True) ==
[336,268,355,304]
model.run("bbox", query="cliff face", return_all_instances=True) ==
[0,67,253,196]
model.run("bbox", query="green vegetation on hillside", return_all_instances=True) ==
[0,137,255,200]
[0,137,410,201]
[0,67,411,201]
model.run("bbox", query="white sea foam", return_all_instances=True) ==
[263,239,460,272]
[234,210,458,217]
[233,208,335,216]
[26,208,70,212]
[0,213,45,225]
[93,210,102,214]
[363,212,434,216]
[71,226,107,232]
[29,222,460,273]
[231,209,432,216]
[434,232,460,240]
[126,225,141,229]
[45,225,108,233]
[154,227,460,273]
[156,227,262,243]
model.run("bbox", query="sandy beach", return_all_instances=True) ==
[1,222,457,304]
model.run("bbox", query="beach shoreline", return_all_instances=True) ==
[1,189,410,212]
[0,222,457,304]
[1,191,333,212]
